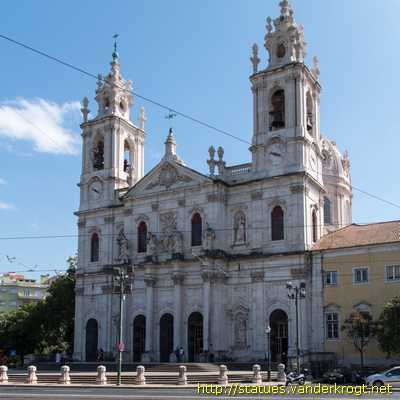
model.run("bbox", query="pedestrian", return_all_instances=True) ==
[175,347,180,363]
[179,346,184,363]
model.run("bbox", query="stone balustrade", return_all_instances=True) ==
[26,365,38,384]
[0,366,8,384]
[177,365,187,385]
[252,364,262,384]
[96,365,107,385]
[135,365,146,385]
[217,364,228,385]
[59,365,71,384]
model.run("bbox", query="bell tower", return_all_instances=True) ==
[249,0,322,181]
[79,45,145,211]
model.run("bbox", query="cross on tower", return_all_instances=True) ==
[165,109,177,127]
[112,34,119,61]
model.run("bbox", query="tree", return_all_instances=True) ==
[342,311,375,370]
[0,256,76,363]
[376,296,400,357]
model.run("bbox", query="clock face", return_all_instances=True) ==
[89,181,103,200]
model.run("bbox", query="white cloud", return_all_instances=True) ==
[0,202,13,210]
[0,98,81,154]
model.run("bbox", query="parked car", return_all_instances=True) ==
[365,366,400,388]
[322,367,363,384]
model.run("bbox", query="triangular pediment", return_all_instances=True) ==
[124,160,212,198]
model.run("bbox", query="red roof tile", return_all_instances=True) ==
[313,220,400,250]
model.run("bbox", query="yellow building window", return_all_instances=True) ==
[386,265,400,282]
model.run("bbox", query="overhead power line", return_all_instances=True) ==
[1,33,400,211]
[0,33,250,145]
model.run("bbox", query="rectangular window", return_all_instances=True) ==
[386,265,400,282]
[23,289,30,297]
[353,267,368,284]
[325,271,338,286]
[325,312,339,339]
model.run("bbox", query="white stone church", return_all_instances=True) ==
[73,1,352,365]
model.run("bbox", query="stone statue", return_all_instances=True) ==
[147,232,158,256]
[234,213,246,244]
[116,230,130,264]
[173,231,183,254]
[203,223,216,251]
[234,314,247,348]
[250,43,260,74]
[266,17,273,33]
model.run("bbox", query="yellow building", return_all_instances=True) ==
[313,221,400,366]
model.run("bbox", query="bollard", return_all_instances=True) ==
[177,365,187,385]
[59,365,71,384]
[252,364,262,384]
[0,366,8,384]
[277,363,286,383]
[135,365,146,385]
[96,365,107,385]
[26,365,38,384]
[218,364,228,385]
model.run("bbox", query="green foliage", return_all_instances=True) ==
[376,296,400,357]
[342,311,375,369]
[0,256,76,361]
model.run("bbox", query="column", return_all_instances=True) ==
[201,270,211,352]
[251,271,265,355]
[172,273,184,349]
[144,275,156,359]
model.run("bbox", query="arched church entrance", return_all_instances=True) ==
[159,313,174,362]
[133,315,146,362]
[85,318,98,361]
[188,312,203,362]
[269,309,288,365]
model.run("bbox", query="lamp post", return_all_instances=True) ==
[265,324,271,382]
[286,281,306,374]
[112,265,134,386]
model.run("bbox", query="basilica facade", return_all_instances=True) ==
[73,1,352,364]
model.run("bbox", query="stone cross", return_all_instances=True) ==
[59,365,71,384]
[96,365,107,385]
[0,366,8,384]
[218,365,228,385]
[252,364,262,384]
[139,106,147,130]
[177,365,187,385]
[135,365,146,385]
[26,365,38,384]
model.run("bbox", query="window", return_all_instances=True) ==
[90,233,100,262]
[191,213,202,246]
[271,206,284,241]
[306,91,313,133]
[353,267,369,284]
[325,271,337,286]
[269,89,285,130]
[93,138,104,170]
[137,221,147,253]
[23,289,30,297]
[312,209,318,242]
[324,197,331,225]
[124,140,132,173]
[386,265,400,282]
[325,312,339,339]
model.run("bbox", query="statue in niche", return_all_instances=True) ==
[234,314,247,349]
[116,229,130,264]
[203,223,216,251]
[147,232,158,257]
[234,212,246,244]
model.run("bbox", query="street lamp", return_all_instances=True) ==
[112,265,134,386]
[286,281,306,374]
[265,324,271,382]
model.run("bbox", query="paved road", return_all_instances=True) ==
[0,386,395,400]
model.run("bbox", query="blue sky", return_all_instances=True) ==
[0,0,399,279]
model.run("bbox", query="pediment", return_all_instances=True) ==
[124,161,211,198]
